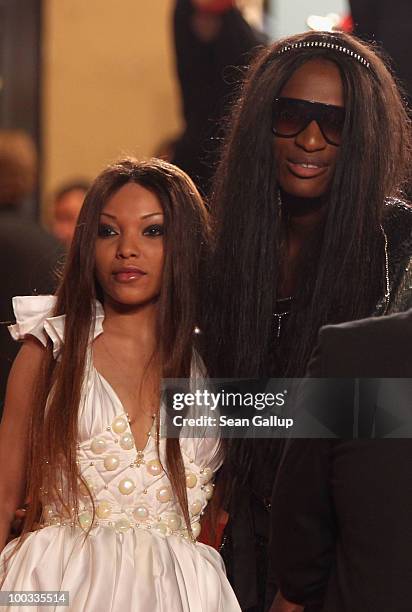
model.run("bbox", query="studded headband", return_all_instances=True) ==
[278,40,370,68]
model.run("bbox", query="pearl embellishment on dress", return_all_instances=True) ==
[119,433,134,450]
[192,522,201,538]
[203,483,214,500]
[146,459,162,476]
[154,522,168,535]
[133,505,149,521]
[104,455,120,471]
[118,478,136,495]
[156,486,172,503]
[200,467,213,483]
[91,438,107,454]
[79,511,93,530]
[167,514,182,530]
[190,500,202,516]
[186,473,197,488]
[111,416,128,434]
[96,501,112,519]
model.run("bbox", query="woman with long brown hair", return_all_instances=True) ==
[0,158,241,611]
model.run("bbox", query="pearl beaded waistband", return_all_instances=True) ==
[41,509,201,541]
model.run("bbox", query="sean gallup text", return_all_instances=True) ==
[173,414,294,429]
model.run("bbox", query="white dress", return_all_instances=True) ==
[0,296,240,612]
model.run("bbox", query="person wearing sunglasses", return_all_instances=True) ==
[202,30,412,611]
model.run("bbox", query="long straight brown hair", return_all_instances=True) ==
[17,158,211,546]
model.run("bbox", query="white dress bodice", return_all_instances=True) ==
[9,295,219,540]
[1,295,240,612]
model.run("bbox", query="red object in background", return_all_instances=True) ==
[339,14,354,32]
[196,0,234,14]
[198,510,229,548]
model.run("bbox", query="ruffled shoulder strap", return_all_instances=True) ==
[8,296,104,359]
[8,295,58,346]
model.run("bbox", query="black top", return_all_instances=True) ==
[0,210,63,413]
[269,309,412,612]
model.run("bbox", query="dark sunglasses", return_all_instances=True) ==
[272,97,346,146]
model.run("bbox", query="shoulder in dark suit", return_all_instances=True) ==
[310,309,412,377]
[269,309,412,612]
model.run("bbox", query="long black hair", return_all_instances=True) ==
[204,30,411,380]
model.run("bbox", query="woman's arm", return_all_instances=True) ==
[0,338,45,552]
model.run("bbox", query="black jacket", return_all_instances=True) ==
[270,309,412,612]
